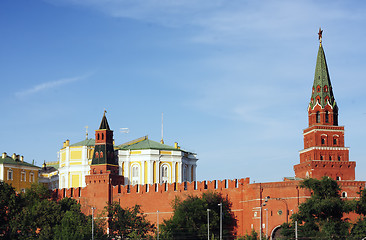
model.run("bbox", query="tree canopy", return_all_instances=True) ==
[160,191,237,240]
[0,182,106,240]
[106,202,155,239]
[281,177,366,240]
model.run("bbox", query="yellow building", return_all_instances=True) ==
[0,152,40,192]
[38,162,59,190]
[58,138,94,189]
[118,136,198,185]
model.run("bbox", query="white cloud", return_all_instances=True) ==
[15,73,91,98]
[44,0,366,45]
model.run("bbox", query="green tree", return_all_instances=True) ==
[106,202,155,239]
[236,229,259,240]
[281,177,351,239]
[160,191,237,240]
[0,182,107,239]
[0,182,22,239]
[348,188,366,239]
[54,198,106,240]
[7,183,60,239]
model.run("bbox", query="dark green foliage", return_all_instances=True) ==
[0,182,106,240]
[355,187,366,216]
[0,181,22,239]
[160,191,237,240]
[281,177,351,239]
[350,217,366,239]
[236,229,259,240]
[106,202,155,239]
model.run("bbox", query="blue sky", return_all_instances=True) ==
[1,0,366,183]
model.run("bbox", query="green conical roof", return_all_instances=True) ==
[309,44,337,109]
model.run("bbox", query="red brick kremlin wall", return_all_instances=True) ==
[56,177,365,237]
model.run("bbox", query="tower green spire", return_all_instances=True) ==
[309,31,337,110]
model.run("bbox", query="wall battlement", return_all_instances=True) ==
[56,178,251,199]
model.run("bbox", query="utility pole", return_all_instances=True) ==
[207,209,211,240]
[157,210,159,240]
[218,203,222,240]
[91,207,95,240]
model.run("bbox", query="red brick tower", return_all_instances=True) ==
[85,111,123,212]
[294,29,356,181]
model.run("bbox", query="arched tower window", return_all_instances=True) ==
[325,111,329,123]
[97,133,100,140]
[316,111,320,123]
[102,133,104,140]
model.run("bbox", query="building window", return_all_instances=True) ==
[336,176,341,181]
[7,169,13,180]
[161,165,169,183]
[324,85,328,92]
[320,155,323,160]
[325,111,329,123]
[30,172,34,182]
[329,156,332,161]
[342,192,347,198]
[338,156,341,161]
[333,138,337,145]
[21,171,26,181]
[131,165,139,185]
[317,85,321,92]
[321,138,325,144]
[316,111,320,123]
[183,165,188,181]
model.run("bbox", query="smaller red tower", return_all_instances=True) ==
[294,30,356,181]
[85,111,123,211]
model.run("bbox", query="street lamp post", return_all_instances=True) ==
[157,210,160,240]
[207,209,211,240]
[291,209,298,240]
[218,203,222,240]
[91,207,96,240]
